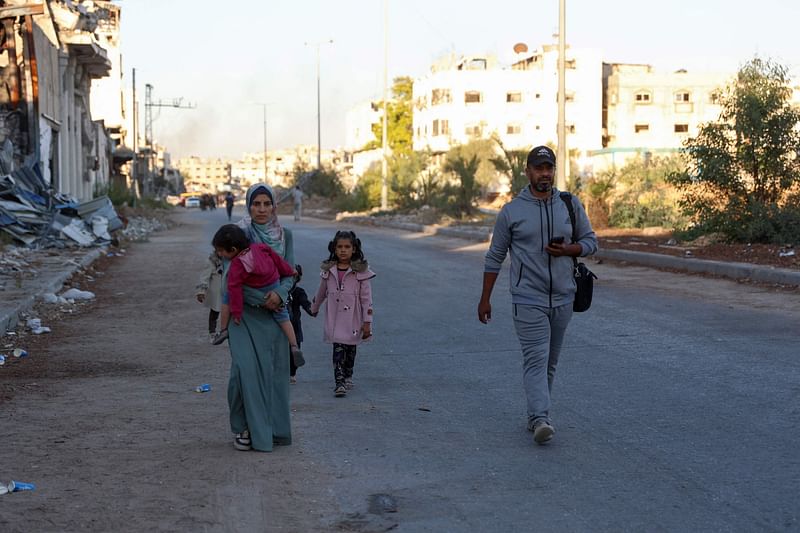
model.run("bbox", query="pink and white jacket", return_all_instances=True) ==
[310,260,375,345]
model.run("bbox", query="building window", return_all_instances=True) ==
[568,124,576,134]
[465,123,482,137]
[709,90,721,104]
[465,91,482,104]
[674,124,689,133]
[635,91,652,103]
[431,88,451,105]
[432,119,450,136]
[635,124,650,133]
[506,92,522,103]
[506,123,521,135]
[674,91,690,103]
[535,93,541,99]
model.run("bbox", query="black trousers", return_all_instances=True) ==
[208,309,219,334]
[332,343,357,386]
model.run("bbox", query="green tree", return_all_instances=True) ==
[293,160,343,198]
[443,146,481,216]
[607,154,687,228]
[670,57,800,242]
[490,136,530,194]
[366,76,414,157]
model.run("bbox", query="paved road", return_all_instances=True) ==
[2,209,798,532]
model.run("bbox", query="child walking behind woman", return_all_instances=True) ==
[310,230,375,397]
[212,224,304,365]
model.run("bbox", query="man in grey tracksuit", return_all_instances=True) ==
[478,145,597,445]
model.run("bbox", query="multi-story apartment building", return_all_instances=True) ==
[176,156,231,194]
[597,64,730,169]
[412,46,604,159]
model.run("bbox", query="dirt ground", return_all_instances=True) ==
[0,221,339,531]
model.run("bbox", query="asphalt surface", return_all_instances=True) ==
[2,208,799,531]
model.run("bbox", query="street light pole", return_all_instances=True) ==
[380,0,389,210]
[252,102,274,183]
[306,39,333,171]
[556,0,567,191]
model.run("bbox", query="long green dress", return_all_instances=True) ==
[226,229,294,451]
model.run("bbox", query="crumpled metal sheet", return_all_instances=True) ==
[0,165,121,247]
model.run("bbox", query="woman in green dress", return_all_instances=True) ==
[225,183,295,451]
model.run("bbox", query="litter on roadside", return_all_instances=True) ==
[0,355,6,365]
[195,384,211,393]
[12,348,27,358]
[778,250,795,258]
[0,480,36,494]
[60,288,95,300]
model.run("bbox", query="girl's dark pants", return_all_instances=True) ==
[332,343,357,386]
[208,309,219,334]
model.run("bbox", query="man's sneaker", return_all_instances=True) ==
[334,384,347,397]
[344,378,354,390]
[212,329,229,346]
[289,375,297,384]
[291,346,305,367]
[208,332,217,344]
[234,430,252,451]
[532,421,555,444]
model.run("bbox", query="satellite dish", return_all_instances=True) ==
[513,43,528,54]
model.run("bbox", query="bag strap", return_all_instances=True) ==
[559,192,579,268]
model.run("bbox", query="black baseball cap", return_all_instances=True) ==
[527,145,556,167]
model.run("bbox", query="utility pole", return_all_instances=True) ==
[143,83,196,195]
[132,67,139,199]
[556,0,567,191]
[252,102,274,182]
[306,39,333,171]
[380,0,389,210]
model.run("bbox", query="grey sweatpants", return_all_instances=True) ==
[512,303,573,426]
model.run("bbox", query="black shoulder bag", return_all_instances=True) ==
[560,192,598,312]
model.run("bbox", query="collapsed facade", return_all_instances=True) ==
[0,0,127,202]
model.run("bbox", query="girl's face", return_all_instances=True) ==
[249,193,273,224]
[335,238,354,264]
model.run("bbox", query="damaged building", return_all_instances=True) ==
[0,0,132,246]
[0,0,129,201]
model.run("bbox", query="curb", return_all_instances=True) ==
[0,247,106,334]
[338,215,800,287]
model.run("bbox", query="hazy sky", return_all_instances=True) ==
[120,0,800,159]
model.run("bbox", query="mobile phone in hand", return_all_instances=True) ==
[549,236,565,245]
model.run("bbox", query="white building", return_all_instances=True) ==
[412,47,604,160]
[596,64,730,170]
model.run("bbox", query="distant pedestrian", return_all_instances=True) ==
[292,185,303,221]
[287,264,314,384]
[195,250,224,343]
[310,230,375,397]
[224,192,235,221]
[211,224,304,369]
[478,145,598,445]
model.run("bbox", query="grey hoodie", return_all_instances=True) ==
[485,187,598,308]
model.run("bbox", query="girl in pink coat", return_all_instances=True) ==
[310,230,375,397]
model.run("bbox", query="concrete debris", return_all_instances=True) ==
[119,216,168,241]
[60,288,95,300]
[0,166,123,248]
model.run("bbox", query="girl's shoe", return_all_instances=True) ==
[334,384,347,397]
[291,346,305,367]
[212,329,229,345]
[289,375,297,384]
[234,430,251,451]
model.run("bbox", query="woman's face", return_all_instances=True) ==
[249,193,273,224]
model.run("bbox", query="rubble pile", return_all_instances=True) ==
[0,165,124,248]
[119,216,169,242]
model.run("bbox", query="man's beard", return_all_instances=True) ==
[533,181,552,192]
